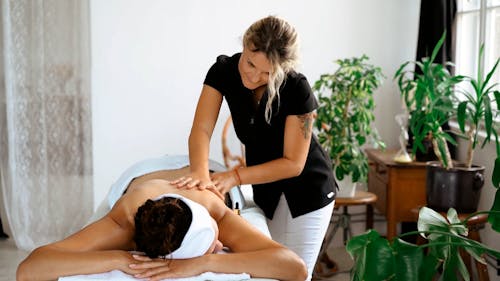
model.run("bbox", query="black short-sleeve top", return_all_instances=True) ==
[204,53,337,219]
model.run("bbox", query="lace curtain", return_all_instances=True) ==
[0,0,92,251]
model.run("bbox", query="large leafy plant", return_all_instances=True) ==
[314,55,385,183]
[347,206,500,281]
[394,32,500,187]
[394,32,464,169]
[348,32,500,281]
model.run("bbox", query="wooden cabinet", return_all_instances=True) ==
[366,148,427,240]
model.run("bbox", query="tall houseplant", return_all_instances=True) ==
[394,32,500,212]
[394,32,463,169]
[314,55,385,196]
[456,44,500,185]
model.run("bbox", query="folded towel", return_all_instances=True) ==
[59,269,250,281]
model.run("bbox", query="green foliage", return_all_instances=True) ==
[489,189,500,232]
[314,55,386,183]
[348,32,500,281]
[347,207,500,281]
[455,45,500,187]
[394,32,463,169]
[394,32,500,187]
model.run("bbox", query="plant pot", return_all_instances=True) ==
[335,174,356,198]
[426,161,485,213]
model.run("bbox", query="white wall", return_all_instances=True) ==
[89,3,500,278]
[90,0,421,208]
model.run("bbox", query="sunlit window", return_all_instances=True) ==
[455,0,500,109]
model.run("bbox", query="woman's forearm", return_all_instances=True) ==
[188,128,211,175]
[17,247,130,281]
[237,157,304,186]
[204,247,307,281]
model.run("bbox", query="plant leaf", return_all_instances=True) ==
[392,239,424,281]
[447,208,468,236]
[493,157,500,188]
[429,32,446,65]
[457,101,467,132]
[494,90,500,110]
[419,255,439,281]
[489,188,500,232]
[483,95,493,143]
[417,207,448,239]
[443,249,469,281]
[346,229,395,281]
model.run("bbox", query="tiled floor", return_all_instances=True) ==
[0,238,29,281]
[0,236,352,281]
[312,246,351,281]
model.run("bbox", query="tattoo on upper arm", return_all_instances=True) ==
[297,113,313,139]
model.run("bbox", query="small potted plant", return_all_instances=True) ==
[314,55,385,197]
[394,32,500,212]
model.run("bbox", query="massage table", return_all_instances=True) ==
[59,155,276,281]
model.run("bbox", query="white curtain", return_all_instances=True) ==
[0,0,92,251]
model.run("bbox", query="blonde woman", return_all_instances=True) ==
[174,16,337,280]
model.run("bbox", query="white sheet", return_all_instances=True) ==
[59,270,250,281]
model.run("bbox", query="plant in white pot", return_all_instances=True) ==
[395,32,500,212]
[314,55,386,197]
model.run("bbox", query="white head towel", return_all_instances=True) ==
[154,194,216,259]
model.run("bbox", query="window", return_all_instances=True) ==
[455,0,500,108]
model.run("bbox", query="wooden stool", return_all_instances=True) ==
[410,208,489,281]
[313,190,377,278]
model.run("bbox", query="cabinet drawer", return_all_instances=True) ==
[369,161,389,184]
[368,163,387,214]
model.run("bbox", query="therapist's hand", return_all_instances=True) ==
[170,173,225,200]
[210,170,240,195]
[170,171,212,190]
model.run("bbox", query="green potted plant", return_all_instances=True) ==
[345,33,500,280]
[314,55,386,197]
[394,32,500,212]
[456,44,500,187]
[347,205,500,281]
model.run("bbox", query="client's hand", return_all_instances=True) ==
[116,251,150,277]
[130,254,206,281]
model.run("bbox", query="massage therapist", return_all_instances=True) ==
[172,15,337,281]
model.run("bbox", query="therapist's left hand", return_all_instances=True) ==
[210,171,240,195]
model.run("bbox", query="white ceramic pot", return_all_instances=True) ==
[335,174,357,198]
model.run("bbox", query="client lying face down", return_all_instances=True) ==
[134,194,222,259]
[17,176,307,281]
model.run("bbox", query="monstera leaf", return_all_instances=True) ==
[347,207,500,280]
[489,188,500,232]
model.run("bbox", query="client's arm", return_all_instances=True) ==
[132,207,308,281]
[208,209,308,281]
[16,210,142,281]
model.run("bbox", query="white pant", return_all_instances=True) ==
[267,194,334,281]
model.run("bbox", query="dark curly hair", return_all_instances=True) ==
[133,197,192,258]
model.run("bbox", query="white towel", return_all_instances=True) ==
[58,269,250,281]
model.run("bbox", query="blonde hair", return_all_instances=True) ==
[243,16,299,123]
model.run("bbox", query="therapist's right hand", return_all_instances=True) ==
[170,171,210,189]
[170,173,224,200]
